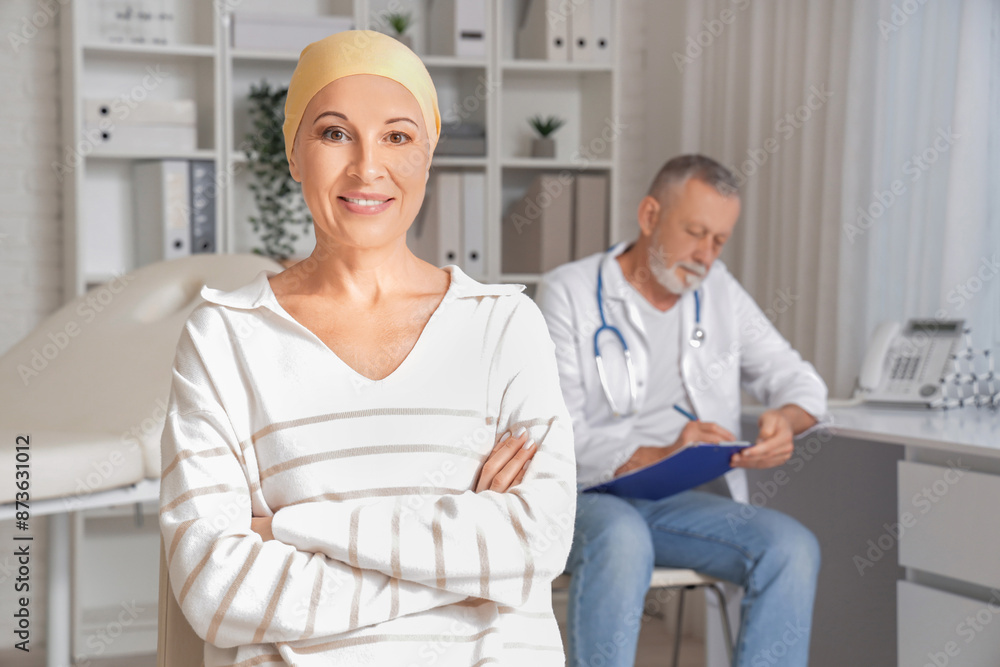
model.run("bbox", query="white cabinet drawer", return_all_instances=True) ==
[898,581,1000,666]
[898,461,1000,588]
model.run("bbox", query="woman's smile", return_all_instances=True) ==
[338,190,394,215]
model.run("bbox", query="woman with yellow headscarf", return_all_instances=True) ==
[159,30,576,666]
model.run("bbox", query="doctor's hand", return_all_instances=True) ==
[615,421,735,477]
[731,409,794,469]
[475,427,537,493]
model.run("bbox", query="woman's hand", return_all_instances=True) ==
[251,516,275,542]
[475,427,536,493]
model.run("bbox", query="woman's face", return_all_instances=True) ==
[289,74,431,252]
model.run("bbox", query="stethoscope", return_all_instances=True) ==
[593,252,705,417]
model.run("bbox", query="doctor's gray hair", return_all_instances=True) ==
[647,154,740,203]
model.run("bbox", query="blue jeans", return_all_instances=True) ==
[564,491,820,667]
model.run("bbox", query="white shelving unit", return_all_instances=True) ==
[57,0,619,659]
[61,0,620,296]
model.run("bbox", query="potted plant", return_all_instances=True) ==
[385,12,414,49]
[244,80,313,266]
[528,114,565,158]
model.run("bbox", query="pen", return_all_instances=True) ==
[673,404,698,421]
[673,402,741,463]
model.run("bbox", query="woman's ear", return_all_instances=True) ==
[288,149,302,183]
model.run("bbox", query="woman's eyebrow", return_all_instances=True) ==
[384,117,418,127]
[311,112,416,128]
[313,110,348,123]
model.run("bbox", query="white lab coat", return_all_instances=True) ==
[535,242,829,502]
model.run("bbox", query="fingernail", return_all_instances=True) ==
[522,439,535,450]
[499,431,511,444]
[514,426,527,438]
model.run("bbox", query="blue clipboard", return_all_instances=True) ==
[584,442,751,500]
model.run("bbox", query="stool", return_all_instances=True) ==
[552,567,735,667]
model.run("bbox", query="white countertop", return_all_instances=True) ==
[829,404,1000,456]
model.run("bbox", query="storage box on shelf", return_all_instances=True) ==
[367,0,488,61]
[85,0,215,48]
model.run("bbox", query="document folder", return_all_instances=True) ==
[134,160,191,265]
[584,442,750,500]
[502,174,573,273]
[590,0,613,64]
[462,171,485,277]
[428,0,487,58]
[569,0,591,62]
[190,160,217,254]
[573,173,608,259]
[516,0,569,61]
[408,172,462,267]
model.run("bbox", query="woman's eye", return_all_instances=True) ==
[387,131,410,145]
[323,128,346,141]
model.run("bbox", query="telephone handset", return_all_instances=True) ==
[857,319,965,406]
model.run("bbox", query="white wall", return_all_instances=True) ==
[0,0,64,358]
[612,0,651,243]
[0,0,61,652]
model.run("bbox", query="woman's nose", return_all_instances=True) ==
[348,138,385,182]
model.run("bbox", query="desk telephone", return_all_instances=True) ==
[857,319,965,406]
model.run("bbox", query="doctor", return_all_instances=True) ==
[536,154,827,667]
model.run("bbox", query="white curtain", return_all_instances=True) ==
[837,0,1000,398]
[647,0,1000,397]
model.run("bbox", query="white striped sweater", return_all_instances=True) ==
[158,265,577,666]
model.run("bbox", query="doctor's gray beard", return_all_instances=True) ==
[647,239,707,295]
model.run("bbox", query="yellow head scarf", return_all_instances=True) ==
[282,30,441,163]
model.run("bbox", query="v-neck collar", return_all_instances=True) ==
[199,265,526,384]
[199,264,524,310]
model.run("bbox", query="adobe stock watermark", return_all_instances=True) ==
[52,65,170,181]
[944,254,998,313]
[7,0,69,53]
[878,0,931,41]
[572,117,627,168]
[0,555,14,586]
[688,285,803,395]
[62,398,168,512]
[403,614,481,667]
[507,116,626,236]
[745,619,810,666]
[574,583,704,667]
[672,0,752,72]
[842,126,959,244]
[543,0,589,25]
[853,459,969,576]
[726,426,833,532]
[920,588,1000,667]
[16,271,135,386]
[440,75,501,125]
[73,600,145,666]
[730,84,833,188]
